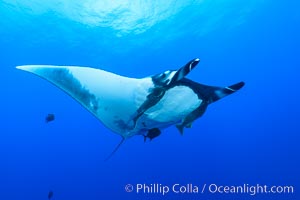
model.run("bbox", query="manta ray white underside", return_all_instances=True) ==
[16,65,200,138]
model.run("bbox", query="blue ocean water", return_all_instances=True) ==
[0,1,299,200]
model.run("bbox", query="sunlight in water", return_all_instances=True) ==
[2,0,264,38]
[1,0,267,54]
[68,0,192,36]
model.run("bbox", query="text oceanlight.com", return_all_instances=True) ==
[124,183,294,196]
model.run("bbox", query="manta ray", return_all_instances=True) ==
[17,58,244,157]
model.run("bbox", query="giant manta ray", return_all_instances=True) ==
[17,58,244,156]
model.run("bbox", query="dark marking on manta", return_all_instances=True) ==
[43,68,99,112]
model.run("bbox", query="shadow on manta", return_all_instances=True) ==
[16,58,244,160]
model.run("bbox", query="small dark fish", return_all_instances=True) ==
[48,190,53,199]
[45,114,55,123]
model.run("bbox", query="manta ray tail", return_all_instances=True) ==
[104,137,125,161]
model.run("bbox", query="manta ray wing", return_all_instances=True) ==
[16,65,152,138]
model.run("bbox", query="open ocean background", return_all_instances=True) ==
[0,1,299,199]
